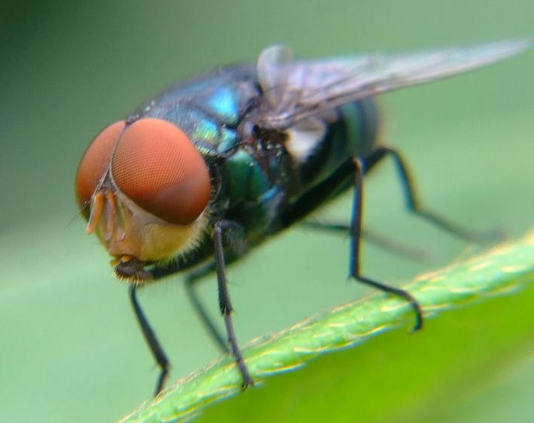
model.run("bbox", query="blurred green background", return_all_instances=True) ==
[1,0,534,422]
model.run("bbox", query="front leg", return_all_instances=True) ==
[212,220,254,389]
[128,221,251,394]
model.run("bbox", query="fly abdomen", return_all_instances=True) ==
[295,97,380,193]
[340,97,380,160]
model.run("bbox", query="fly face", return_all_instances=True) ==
[75,118,211,281]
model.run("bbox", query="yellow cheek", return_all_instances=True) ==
[93,191,207,262]
[136,222,199,261]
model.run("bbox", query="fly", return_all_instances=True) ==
[75,40,529,395]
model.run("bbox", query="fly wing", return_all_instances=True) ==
[257,40,530,129]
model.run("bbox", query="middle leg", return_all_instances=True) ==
[185,267,230,354]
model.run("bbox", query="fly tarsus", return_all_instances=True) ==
[354,274,423,331]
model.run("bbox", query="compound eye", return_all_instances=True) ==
[75,121,126,210]
[111,118,211,225]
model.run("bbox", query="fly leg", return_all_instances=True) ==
[129,285,170,396]
[185,268,230,354]
[350,158,424,331]
[212,220,254,389]
[366,146,503,242]
[279,159,423,329]
[302,221,430,261]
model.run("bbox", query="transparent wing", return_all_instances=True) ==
[257,40,530,129]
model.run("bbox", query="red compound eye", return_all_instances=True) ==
[111,118,211,225]
[75,121,126,209]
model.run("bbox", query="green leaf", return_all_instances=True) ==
[118,233,534,423]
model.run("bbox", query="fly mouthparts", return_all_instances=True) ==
[113,256,153,282]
